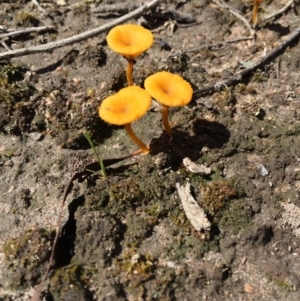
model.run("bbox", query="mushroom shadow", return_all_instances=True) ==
[264,23,290,37]
[149,118,230,169]
[192,118,230,149]
[35,49,79,75]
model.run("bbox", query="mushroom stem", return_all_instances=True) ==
[126,60,134,86]
[162,105,172,136]
[124,123,150,154]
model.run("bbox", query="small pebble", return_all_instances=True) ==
[27,132,43,141]
[166,261,175,268]
[257,163,268,177]
[56,0,67,5]
[131,253,140,264]
[160,39,172,51]
[244,283,254,294]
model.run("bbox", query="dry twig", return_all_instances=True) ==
[182,36,254,54]
[0,40,11,51]
[193,26,300,98]
[0,26,56,39]
[212,0,255,36]
[92,3,139,14]
[0,0,162,60]
[176,21,202,28]
[163,8,195,23]
[32,0,49,16]
[262,0,295,24]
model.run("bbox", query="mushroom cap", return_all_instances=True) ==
[99,86,151,125]
[106,24,153,60]
[144,71,193,107]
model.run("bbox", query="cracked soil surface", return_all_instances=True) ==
[1,0,300,300]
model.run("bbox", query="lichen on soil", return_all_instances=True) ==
[1,0,300,300]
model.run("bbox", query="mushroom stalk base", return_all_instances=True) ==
[125,123,150,154]
[162,105,172,136]
[126,60,134,86]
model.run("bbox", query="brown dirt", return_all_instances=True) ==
[1,0,300,300]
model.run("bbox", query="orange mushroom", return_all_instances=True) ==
[106,24,153,86]
[144,71,193,137]
[252,0,264,27]
[99,86,151,154]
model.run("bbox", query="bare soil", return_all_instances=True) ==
[1,0,300,300]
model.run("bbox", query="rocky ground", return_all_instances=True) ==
[1,0,300,300]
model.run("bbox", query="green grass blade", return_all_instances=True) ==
[83,132,107,177]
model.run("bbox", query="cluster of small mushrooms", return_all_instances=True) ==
[99,24,193,154]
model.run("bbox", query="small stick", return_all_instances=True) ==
[176,21,202,28]
[0,0,162,60]
[0,26,56,39]
[262,0,294,24]
[212,0,255,36]
[0,40,11,51]
[173,36,254,55]
[275,57,281,79]
[163,8,196,23]
[193,27,300,97]
[31,0,49,16]
[92,3,139,14]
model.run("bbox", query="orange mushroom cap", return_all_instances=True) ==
[106,24,153,60]
[99,86,151,125]
[144,71,193,107]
